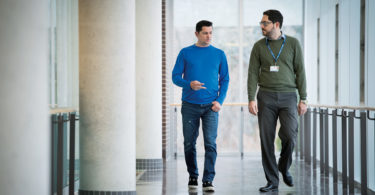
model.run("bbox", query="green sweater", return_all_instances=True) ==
[247,35,307,101]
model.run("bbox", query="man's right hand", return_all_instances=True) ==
[190,80,206,91]
[248,101,258,116]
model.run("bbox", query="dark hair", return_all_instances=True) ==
[196,20,213,33]
[263,10,283,29]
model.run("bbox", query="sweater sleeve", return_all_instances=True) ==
[247,44,260,101]
[172,50,191,89]
[215,51,230,105]
[293,39,307,100]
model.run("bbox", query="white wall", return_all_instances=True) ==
[365,0,375,190]
[0,0,50,194]
[305,0,375,190]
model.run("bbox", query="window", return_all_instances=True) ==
[48,0,79,108]
[360,0,366,104]
[172,0,304,155]
[335,4,339,103]
[317,18,320,103]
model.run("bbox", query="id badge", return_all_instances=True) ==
[270,65,279,72]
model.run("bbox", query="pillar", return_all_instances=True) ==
[0,0,50,194]
[79,0,136,193]
[136,0,163,170]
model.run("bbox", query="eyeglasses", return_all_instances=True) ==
[259,21,273,26]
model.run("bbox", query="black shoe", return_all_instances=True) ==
[281,171,294,186]
[202,181,215,192]
[259,183,278,192]
[278,167,294,187]
[188,177,198,189]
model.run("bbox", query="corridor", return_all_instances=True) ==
[136,155,363,195]
[2,0,375,194]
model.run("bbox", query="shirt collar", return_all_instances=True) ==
[266,31,285,41]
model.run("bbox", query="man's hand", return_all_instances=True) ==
[190,80,206,91]
[248,101,258,115]
[211,101,221,112]
[298,101,307,115]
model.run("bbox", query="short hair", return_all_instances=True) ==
[263,10,283,29]
[196,20,213,33]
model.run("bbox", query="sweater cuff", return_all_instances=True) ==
[248,95,255,102]
[182,81,191,89]
[215,97,224,105]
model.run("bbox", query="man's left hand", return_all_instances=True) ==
[298,101,307,116]
[211,101,221,112]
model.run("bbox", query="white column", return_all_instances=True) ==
[79,0,136,192]
[0,1,50,195]
[136,0,162,162]
[366,0,375,190]
[167,0,177,159]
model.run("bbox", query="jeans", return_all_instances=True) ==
[181,101,218,182]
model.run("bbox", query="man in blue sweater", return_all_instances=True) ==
[172,20,230,192]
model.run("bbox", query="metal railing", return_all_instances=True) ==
[171,102,375,193]
[50,108,79,195]
[299,104,375,194]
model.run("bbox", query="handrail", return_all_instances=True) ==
[300,106,374,194]
[170,103,248,106]
[50,107,77,114]
[50,108,78,195]
[170,102,375,111]
[308,104,375,111]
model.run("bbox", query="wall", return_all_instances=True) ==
[304,0,375,190]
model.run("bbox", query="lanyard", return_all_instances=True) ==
[266,36,286,65]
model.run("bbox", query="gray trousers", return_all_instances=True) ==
[257,90,298,186]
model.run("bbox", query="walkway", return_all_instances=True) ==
[136,155,363,195]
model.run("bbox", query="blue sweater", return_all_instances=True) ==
[172,44,230,105]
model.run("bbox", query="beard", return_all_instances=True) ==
[263,26,276,37]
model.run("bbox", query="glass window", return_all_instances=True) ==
[243,0,303,152]
[317,18,320,103]
[49,0,79,108]
[335,4,339,103]
[360,0,366,104]
[173,0,240,154]
[173,0,304,155]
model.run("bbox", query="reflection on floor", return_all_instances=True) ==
[136,155,364,195]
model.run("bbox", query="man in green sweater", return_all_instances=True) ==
[247,10,307,192]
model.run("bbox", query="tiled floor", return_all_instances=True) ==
[136,155,364,195]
